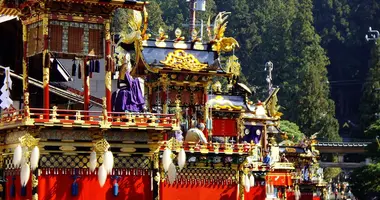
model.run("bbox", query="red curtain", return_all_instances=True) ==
[161,182,237,200]
[38,169,152,200]
[266,172,292,186]
[6,174,32,200]
[212,119,237,137]
[287,192,295,200]
[244,185,266,200]
[300,193,314,200]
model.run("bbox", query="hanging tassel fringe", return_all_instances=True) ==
[98,165,107,187]
[162,148,172,172]
[20,163,30,187]
[89,151,97,173]
[13,145,22,168]
[72,62,77,76]
[30,146,40,171]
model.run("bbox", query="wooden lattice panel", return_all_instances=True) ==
[3,155,151,170]
[49,21,104,57]
[170,168,237,185]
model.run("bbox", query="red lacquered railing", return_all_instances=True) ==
[0,107,178,130]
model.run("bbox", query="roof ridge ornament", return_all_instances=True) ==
[210,12,240,53]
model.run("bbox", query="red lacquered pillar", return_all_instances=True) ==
[42,16,50,119]
[104,20,112,112]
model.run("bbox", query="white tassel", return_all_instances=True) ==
[89,151,97,173]
[177,148,186,171]
[103,151,114,175]
[13,145,22,168]
[244,174,250,192]
[98,164,107,187]
[167,163,177,184]
[249,175,255,187]
[30,146,40,171]
[270,184,274,194]
[162,148,172,172]
[20,163,30,186]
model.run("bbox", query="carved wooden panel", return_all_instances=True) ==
[27,21,43,57]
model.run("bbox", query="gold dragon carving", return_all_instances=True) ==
[160,50,208,71]
[226,55,241,77]
[121,7,149,45]
[208,12,240,53]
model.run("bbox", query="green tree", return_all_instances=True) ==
[360,43,380,132]
[323,167,341,182]
[288,0,340,141]
[279,120,305,143]
[112,1,166,35]
[350,120,380,198]
[350,163,380,199]
[364,119,380,162]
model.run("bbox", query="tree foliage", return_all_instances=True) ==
[350,163,380,199]
[279,120,305,143]
[323,167,341,182]
[360,43,380,132]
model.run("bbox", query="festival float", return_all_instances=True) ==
[0,0,323,199]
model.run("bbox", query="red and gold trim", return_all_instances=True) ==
[49,14,105,23]
[83,59,90,110]
[50,0,147,10]
[22,22,29,117]
[0,8,20,16]
[42,16,50,119]
[104,20,112,112]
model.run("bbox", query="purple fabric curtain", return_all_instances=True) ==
[242,125,263,144]
[111,72,145,112]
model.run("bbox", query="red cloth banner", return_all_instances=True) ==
[286,192,315,200]
[244,185,266,200]
[266,172,292,186]
[212,119,237,137]
[161,182,237,200]
[38,169,152,200]
[6,174,32,200]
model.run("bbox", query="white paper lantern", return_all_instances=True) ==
[244,174,250,192]
[98,164,107,187]
[249,175,255,187]
[13,145,22,168]
[30,146,40,171]
[89,151,97,172]
[177,149,186,171]
[167,163,177,184]
[103,151,114,175]
[162,148,172,172]
[20,163,30,186]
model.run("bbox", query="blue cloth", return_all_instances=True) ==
[263,155,271,164]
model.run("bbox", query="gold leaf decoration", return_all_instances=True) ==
[160,50,208,71]
[94,138,110,153]
[226,55,241,77]
[19,133,39,148]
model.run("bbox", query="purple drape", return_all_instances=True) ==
[242,125,263,144]
[111,72,145,112]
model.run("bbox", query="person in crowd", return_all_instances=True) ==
[185,123,208,144]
